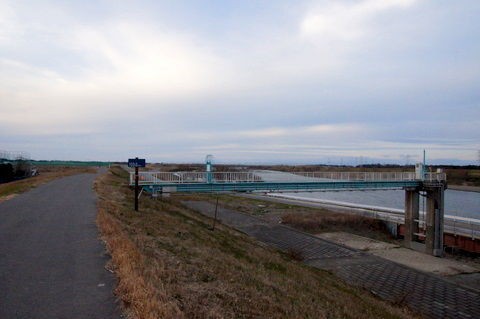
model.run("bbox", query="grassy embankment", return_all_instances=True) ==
[96,166,416,318]
[444,168,480,191]
[0,166,96,202]
[182,193,397,243]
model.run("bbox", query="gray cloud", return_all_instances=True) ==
[1,0,479,164]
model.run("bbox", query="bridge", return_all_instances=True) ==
[129,168,453,256]
[130,170,446,193]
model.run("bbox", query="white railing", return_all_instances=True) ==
[424,172,447,182]
[129,171,446,185]
[289,171,419,181]
[291,172,447,182]
[130,171,262,185]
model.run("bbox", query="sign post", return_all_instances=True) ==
[134,166,139,211]
[128,157,146,211]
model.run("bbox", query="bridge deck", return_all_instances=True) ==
[130,170,445,193]
[143,180,423,193]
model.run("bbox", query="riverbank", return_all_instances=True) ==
[239,193,480,246]
[315,232,478,277]
[180,197,480,318]
[449,185,480,193]
[96,166,416,318]
[182,191,480,286]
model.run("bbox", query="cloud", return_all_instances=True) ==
[0,0,478,164]
[301,0,418,41]
[68,21,232,97]
[182,123,368,142]
[0,16,234,135]
[0,1,17,44]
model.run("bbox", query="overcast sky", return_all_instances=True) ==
[1,0,479,164]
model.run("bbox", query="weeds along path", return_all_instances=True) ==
[96,166,416,319]
[0,172,120,319]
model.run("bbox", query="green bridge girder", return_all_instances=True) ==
[142,180,423,193]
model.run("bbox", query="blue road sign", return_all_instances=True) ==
[128,158,146,168]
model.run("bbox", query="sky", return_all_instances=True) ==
[1,0,479,165]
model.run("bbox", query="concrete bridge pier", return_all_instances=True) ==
[404,188,420,249]
[425,185,445,257]
[403,185,445,257]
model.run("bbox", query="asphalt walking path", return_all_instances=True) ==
[183,201,480,319]
[0,172,121,319]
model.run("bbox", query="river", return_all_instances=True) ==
[282,189,480,219]
[253,170,480,219]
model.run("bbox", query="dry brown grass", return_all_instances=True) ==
[445,168,480,186]
[183,193,398,243]
[0,166,97,201]
[281,211,388,233]
[280,210,404,244]
[97,207,181,319]
[95,166,418,319]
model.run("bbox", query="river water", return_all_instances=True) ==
[253,170,480,219]
[283,189,480,219]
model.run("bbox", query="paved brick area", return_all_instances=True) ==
[183,201,480,319]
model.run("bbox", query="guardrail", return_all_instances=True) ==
[129,171,446,185]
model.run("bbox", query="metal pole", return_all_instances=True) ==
[212,195,219,231]
[423,149,426,179]
[135,166,139,211]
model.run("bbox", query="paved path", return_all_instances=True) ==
[0,173,120,319]
[183,201,480,319]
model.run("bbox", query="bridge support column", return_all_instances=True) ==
[425,186,445,257]
[404,188,420,249]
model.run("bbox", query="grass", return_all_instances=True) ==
[282,211,390,233]
[0,166,97,201]
[181,193,398,243]
[444,168,480,187]
[95,166,417,319]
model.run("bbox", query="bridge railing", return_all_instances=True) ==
[290,171,418,181]
[129,171,446,185]
[130,171,262,185]
[424,172,447,182]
